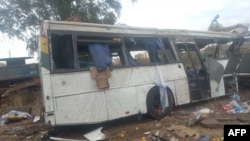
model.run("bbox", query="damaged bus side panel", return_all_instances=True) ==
[39,20,242,126]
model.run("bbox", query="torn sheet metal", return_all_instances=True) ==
[49,137,87,141]
[83,127,106,141]
[208,14,249,35]
[206,57,224,83]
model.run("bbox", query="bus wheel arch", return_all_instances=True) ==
[146,86,175,120]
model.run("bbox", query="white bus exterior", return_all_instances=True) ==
[39,20,240,126]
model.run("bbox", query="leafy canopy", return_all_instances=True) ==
[0,0,123,54]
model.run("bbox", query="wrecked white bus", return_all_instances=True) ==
[39,20,241,126]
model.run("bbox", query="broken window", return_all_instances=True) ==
[239,41,250,54]
[124,37,169,65]
[162,38,178,62]
[50,34,178,71]
[51,33,76,69]
[195,38,232,59]
[177,43,202,73]
[200,43,231,59]
[110,44,125,67]
[77,36,124,70]
[77,44,93,69]
[50,33,124,71]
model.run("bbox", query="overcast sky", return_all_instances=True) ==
[0,0,250,59]
[118,0,250,29]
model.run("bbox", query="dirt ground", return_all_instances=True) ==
[1,89,250,141]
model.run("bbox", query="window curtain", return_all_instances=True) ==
[88,44,112,72]
[144,39,164,63]
[118,50,125,65]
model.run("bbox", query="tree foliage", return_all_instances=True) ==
[0,0,123,55]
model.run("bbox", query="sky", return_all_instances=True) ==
[0,0,250,60]
[118,0,250,29]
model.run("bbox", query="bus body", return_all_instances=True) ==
[39,20,240,126]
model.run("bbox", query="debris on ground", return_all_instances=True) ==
[223,93,250,114]
[33,116,40,123]
[199,134,210,141]
[167,125,198,138]
[0,118,52,141]
[44,136,87,141]
[0,110,32,126]
[145,124,199,141]
[186,108,213,127]
[155,123,163,128]
[1,90,250,140]
[83,127,106,141]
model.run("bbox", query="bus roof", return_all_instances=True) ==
[43,20,239,39]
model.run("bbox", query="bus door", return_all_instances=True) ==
[176,42,211,101]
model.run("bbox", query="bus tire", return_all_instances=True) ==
[146,86,175,120]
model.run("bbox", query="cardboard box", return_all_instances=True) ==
[96,76,109,89]
[89,67,111,89]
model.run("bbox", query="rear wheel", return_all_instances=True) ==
[146,86,175,120]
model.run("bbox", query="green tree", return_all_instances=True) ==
[0,0,124,55]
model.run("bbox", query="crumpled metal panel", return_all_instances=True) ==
[206,57,224,83]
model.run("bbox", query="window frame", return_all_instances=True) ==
[48,30,180,74]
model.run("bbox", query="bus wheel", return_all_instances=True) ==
[146,86,175,120]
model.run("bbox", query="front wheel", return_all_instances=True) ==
[146,86,175,120]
